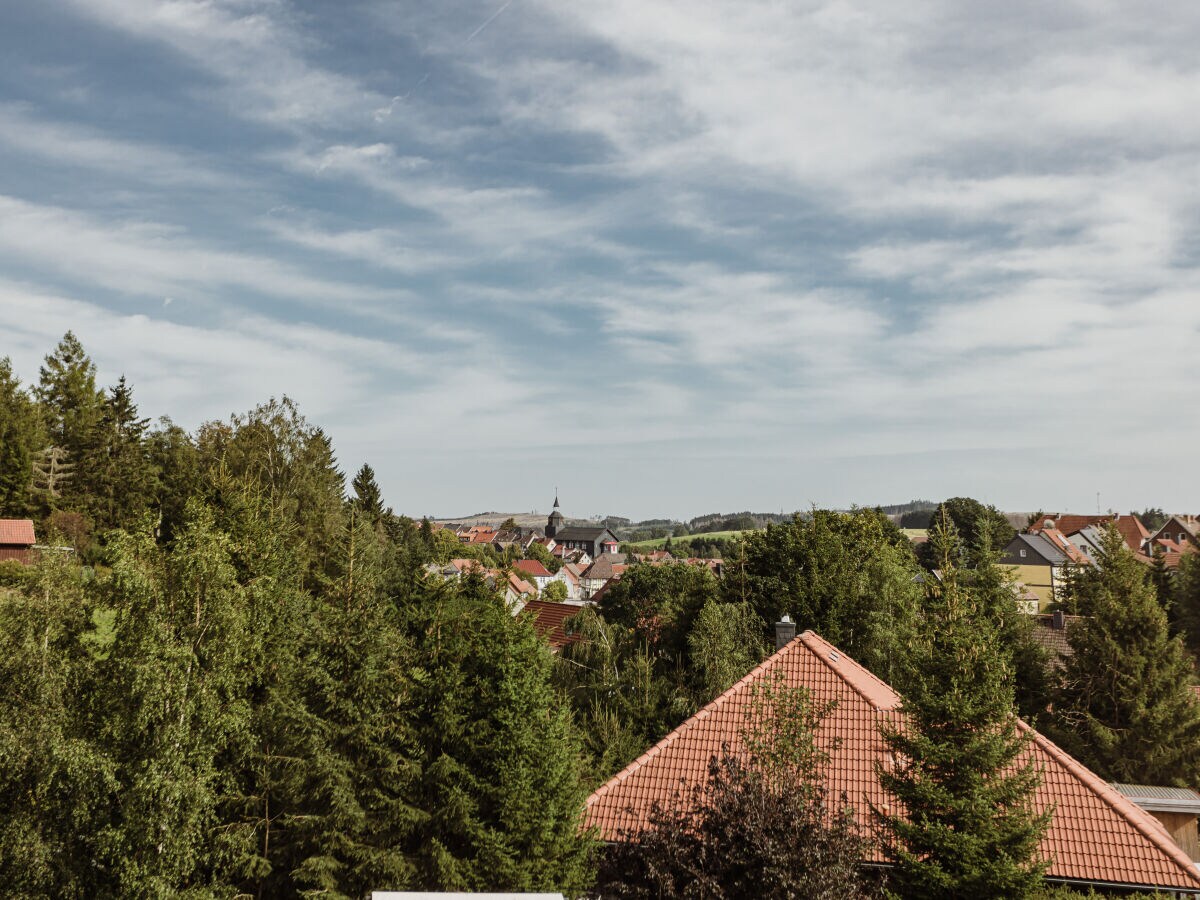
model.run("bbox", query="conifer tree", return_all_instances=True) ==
[34,332,104,511]
[351,463,385,523]
[963,521,1051,722]
[284,505,422,897]
[86,375,156,532]
[399,580,595,893]
[1051,526,1200,786]
[0,358,42,516]
[874,516,1050,899]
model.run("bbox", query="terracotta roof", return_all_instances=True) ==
[1033,514,1149,554]
[0,519,35,546]
[514,559,552,578]
[520,600,583,650]
[586,631,1200,892]
[507,573,535,596]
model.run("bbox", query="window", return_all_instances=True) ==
[1181,533,1188,543]
[1019,549,1027,558]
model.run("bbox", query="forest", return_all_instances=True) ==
[3,332,1200,898]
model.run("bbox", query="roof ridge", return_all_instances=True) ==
[797,630,900,711]
[586,639,799,809]
[1023,723,1200,888]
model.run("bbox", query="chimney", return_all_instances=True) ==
[775,615,797,651]
[1052,609,1066,630]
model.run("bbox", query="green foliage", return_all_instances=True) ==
[541,579,568,602]
[83,375,157,533]
[874,520,1050,899]
[687,598,765,700]
[351,462,385,523]
[0,550,117,897]
[917,497,1015,569]
[525,539,560,572]
[726,509,921,684]
[595,675,876,899]
[398,584,596,893]
[0,357,42,517]
[196,397,346,587]
[34,331,104,514]
[1051,527,1200,786]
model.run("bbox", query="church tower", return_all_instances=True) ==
[546,494,564,539]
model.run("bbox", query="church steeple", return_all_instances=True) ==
[546,492,564,539]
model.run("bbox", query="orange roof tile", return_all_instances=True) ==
[514,559,552,578]
[0,519,35,546]
[1033,514,1149,554]
[520,599,583,650]
[586,631,1200,892]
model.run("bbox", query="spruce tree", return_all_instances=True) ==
[34,332,104,511]
[399,579,596,893]
[86,376,156,532]
[351,463,385,523]
[874,517,1050,899]
[1051,526,1200,786]
[0,358,42,517]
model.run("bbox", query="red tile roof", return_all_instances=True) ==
[520,599,583,650]
[0,519,35,546]
[514,559,552,578]
[507,573,535,596]
[1032,514,1149,554]
[586,631,1200,892]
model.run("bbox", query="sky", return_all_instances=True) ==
[1,0,1198,521]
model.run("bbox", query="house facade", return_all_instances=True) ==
[999,533,1073,609]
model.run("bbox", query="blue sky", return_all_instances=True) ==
[1,0,1198,520]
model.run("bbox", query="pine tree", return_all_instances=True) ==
[351,463,385,523]
[0,358,42,517]
[400,581,596,893]
[284,505,421,897]
[34,332,104,511]
[963,521,1051,722]
[874,517,1050,899]
[1051,526,1200,786]
[86,376,156,532]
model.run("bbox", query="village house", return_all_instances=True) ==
[999,533,1079,609]
[586,627,1200,895]
[1146,515,1200,568]
[513,559,554,593]
[1030,513,1151,555]
[579,552,628,600]
[0,519,36,564]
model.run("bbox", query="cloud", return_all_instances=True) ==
[0,195,408,311]
[0,103,237,188]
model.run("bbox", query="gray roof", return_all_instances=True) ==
[1112,783,1200,814]
[1002,533,1068,566]
[552,525,617,543]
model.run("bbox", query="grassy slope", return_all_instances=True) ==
[624,530,753,551]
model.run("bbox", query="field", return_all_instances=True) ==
[624,530,754,551]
